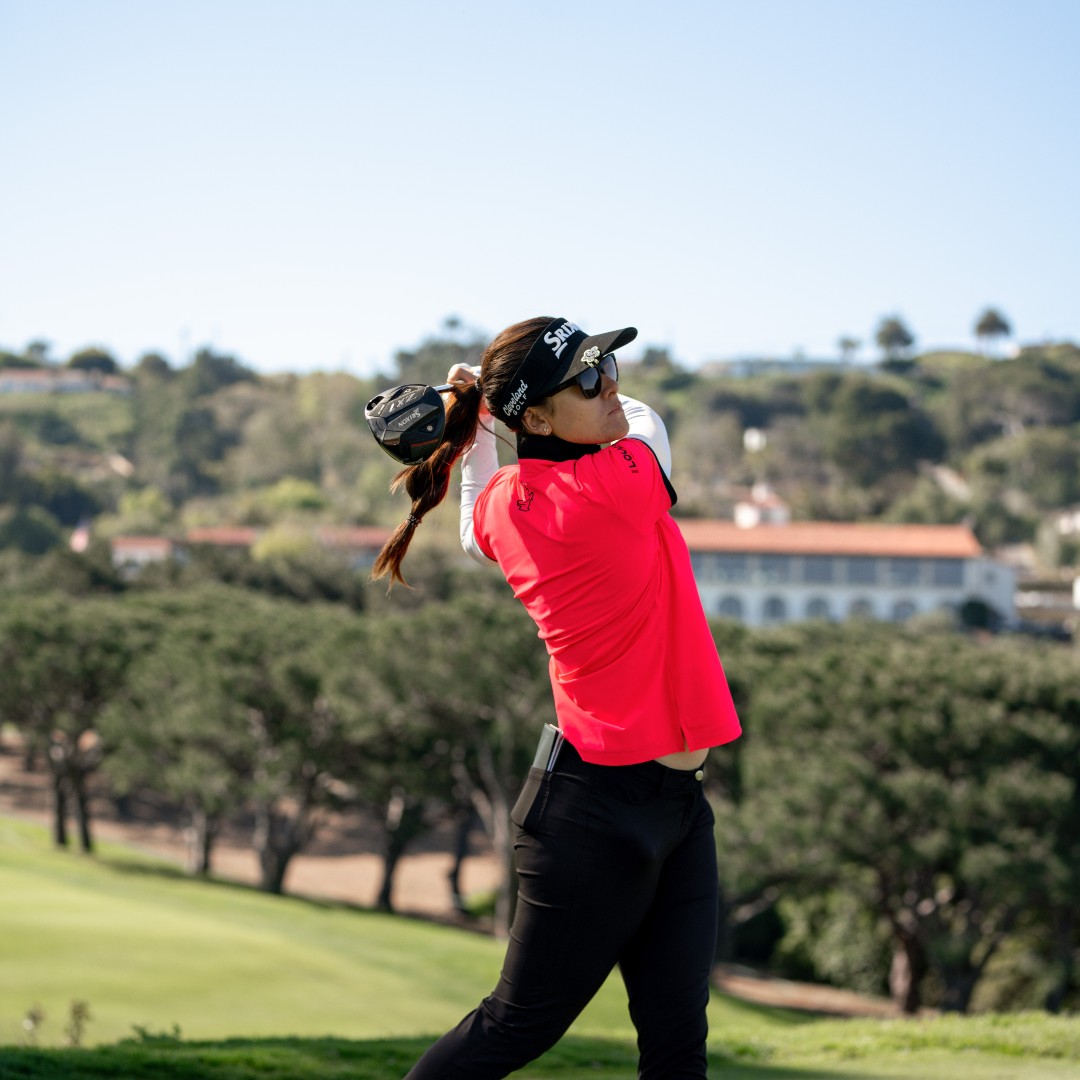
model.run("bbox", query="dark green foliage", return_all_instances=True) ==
[141,545,369,610]
[876,315,916,360]
[0,505,63,554]
[184,347,257,397]
[2,327,1077,560]
[0,595,163,850]
[387,318,485,387]
[100,590,362,890]
[68,347,120,375]
[711,622,1080,1014]
[815,376,943,486]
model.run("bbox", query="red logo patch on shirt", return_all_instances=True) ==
[516,490,535,512]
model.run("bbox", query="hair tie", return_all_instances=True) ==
[407,514,421,529]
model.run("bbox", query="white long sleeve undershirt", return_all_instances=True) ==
[458,395,671,564]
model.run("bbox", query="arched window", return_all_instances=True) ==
[718,595,744,620]
[849,598,874,620]
[892,599,917,621]
[805,597,831,621]
[763,596,787,624]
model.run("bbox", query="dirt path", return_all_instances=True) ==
[0,732,500,921]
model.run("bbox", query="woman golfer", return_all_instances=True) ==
[373,316,741,1079]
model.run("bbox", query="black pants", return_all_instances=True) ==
[405,742,719,1079]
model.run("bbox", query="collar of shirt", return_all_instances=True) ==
[516,432,601,462]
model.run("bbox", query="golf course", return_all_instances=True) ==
[1,816,1078,1079]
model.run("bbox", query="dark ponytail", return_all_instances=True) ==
[370,315,554,588]
[370,383,485,587]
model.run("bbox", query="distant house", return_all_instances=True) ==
[0,369,131,395]
[110,536,175,578]
[678,520,1015,627]
[733,483,791,529]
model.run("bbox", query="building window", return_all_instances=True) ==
[758,555,791,583]
[931,559,964,587]
[849,597,874,619]
[892,599,917,621]
[763,596,787,624]
[718,595,744,619]
[714,554,749,582]
[805,597,831,620]
[802,556,835,584]
[845,557,878,585]
[887,558,920,586]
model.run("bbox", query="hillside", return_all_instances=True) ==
[2,339,1079,577]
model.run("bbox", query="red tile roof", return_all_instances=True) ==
[111,536,174,553]
[675,521,983,558]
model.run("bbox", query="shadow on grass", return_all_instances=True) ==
[0,1035,843,1080]
[96,855,490,932]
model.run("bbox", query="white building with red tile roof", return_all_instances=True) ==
[676,520,1015,627]
[110,536,175,578]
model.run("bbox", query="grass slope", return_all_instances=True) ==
[1,817,1078,1079]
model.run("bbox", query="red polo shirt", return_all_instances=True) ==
[473,438,741,765]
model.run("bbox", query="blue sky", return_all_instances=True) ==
[2,0,1077,376]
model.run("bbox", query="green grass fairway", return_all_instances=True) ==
[2,816,1078,1079]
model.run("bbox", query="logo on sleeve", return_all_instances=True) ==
[516,489,534,512]
[615,444,639,473]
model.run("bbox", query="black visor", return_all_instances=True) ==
[491,317,637,426]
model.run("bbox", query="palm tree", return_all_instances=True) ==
[974,307,1012,356]
[837,336,861,365]
[875,316,915,363]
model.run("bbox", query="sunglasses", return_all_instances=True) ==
[550,353,619,399]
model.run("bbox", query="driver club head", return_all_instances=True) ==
[364,382,452,464]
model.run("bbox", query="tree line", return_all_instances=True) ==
[0,584,1076,1017]
[1,327,1079,575]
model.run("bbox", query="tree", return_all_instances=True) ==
[0,422,20,496]
[0,349,41,369]
[133,352,173,379]
[723,625,1078,1013]
[0,596,157,851]
[815,375,942,487]
[68,348,120,375]
[386,594,555,936]
[940,348,1080,452]
[104,590,363,889]
[974,308,1012,356]
[837,336,861,364]
[25,340,51,364]
[321,616,457,912]
[390,323,485,387]
[184,347,256,397]
[875,316,916,363]
[0,506,64,555]
[100,591,252,873]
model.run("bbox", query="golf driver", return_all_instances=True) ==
[365,382,454,464]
